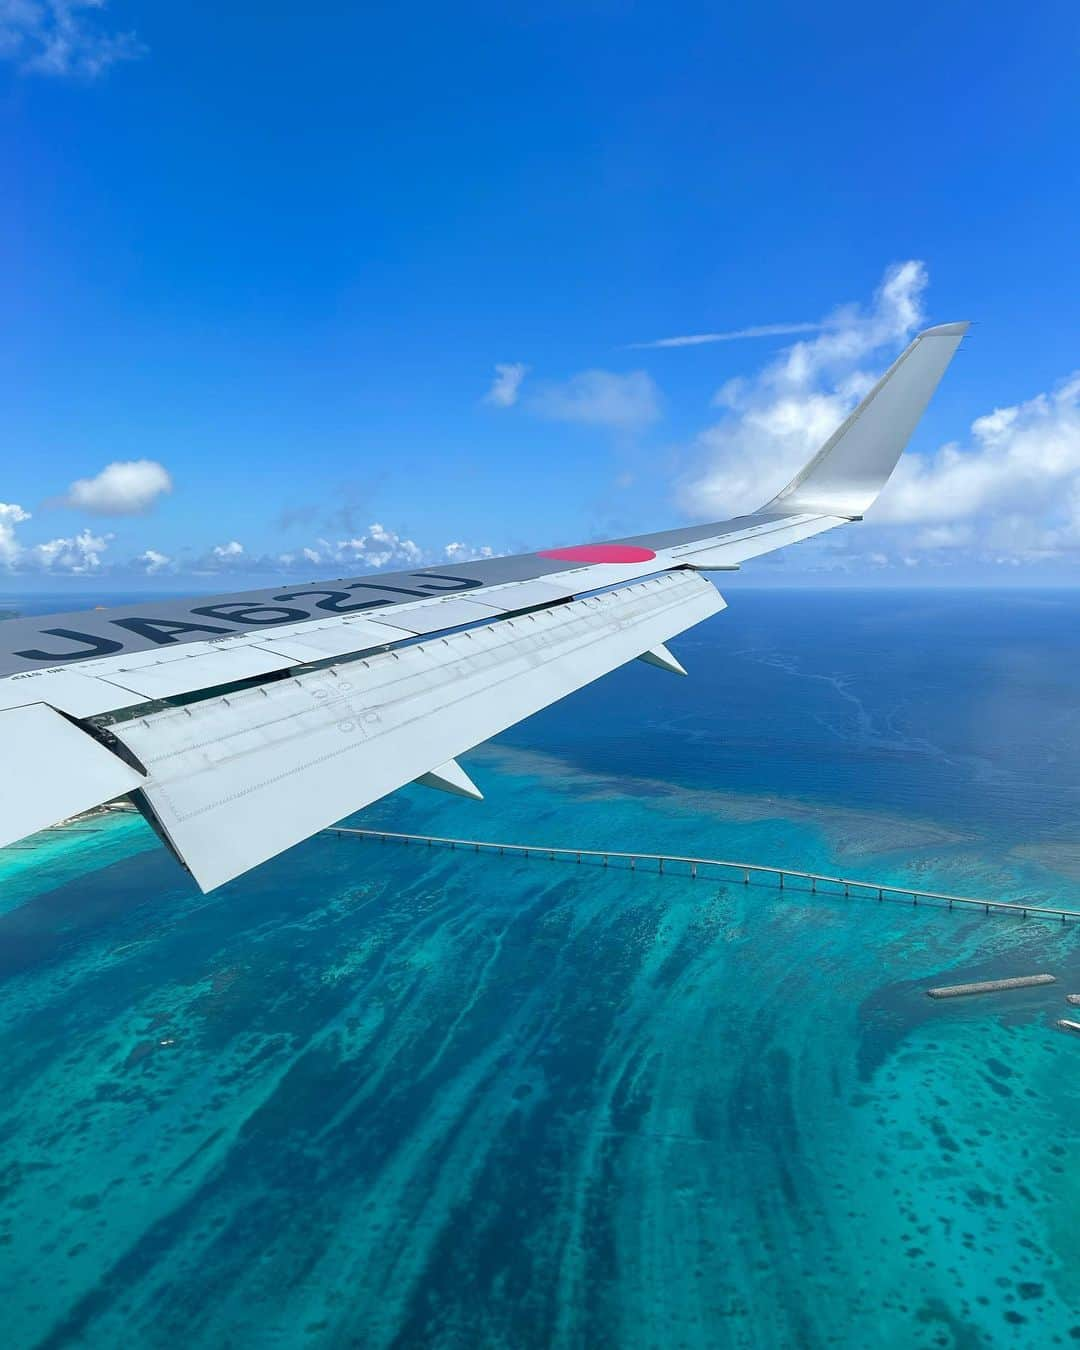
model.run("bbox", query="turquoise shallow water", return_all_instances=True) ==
[1,589,1080,1348]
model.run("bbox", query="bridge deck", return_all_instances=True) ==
[329,828,1080,924]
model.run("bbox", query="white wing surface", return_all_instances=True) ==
[0,322,968,889]
[115,573,723,891]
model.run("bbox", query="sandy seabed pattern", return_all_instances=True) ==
[0,759,1078,1350]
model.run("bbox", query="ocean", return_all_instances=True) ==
[1,588,1078,1349]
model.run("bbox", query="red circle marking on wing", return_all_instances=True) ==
[538,544,657,564]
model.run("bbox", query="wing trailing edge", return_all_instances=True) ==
[109,573,725,892]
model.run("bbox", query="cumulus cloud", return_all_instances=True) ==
[1,495,496,580]
[28,527,112,572]
[627,322,821,350]
[179,540,253,574]
[276,531,494,573]
[443,541,495,563]
[0,0,146,77]
[679,261,929,518]
[4,521,499,581]
[874,377,1080,525]
[674,260,1080,570]
[0,502,31,565]
[338,523,423,569]
[530,369,661,432]
[259,524,430,575]
[484,362,529,408]
[62,459,173,516]
[0,502,114,572]
[134,548,172,575]
[871,373,1080,558]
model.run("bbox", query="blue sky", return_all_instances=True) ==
[2,0,1078,590]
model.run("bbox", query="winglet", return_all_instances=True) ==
[766,321,970,518]
[415,759,484,801]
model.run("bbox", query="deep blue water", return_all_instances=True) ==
[518,589,1080,839]
[1,589,1079,1348]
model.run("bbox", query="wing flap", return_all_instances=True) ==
[0,703,144,848]
[112,572,724,891]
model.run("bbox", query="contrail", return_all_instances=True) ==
[626,321,820,350]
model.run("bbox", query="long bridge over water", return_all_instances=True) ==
[329,826,1080,925]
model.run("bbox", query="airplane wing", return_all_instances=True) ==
[0,322,968,890]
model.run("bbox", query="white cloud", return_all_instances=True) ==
[0,503,113,572]
[0,0,146,77]
[335,523,423,569]
[296,530,493,572]
[28,527,113,573]
[183,540,250,574]
[674,259,1080,569]
[530,369,661,432]
[121,524,495,579]
[62,459,173,516]
[871,373,1080,558]
[135,548,172,574]
[484,362,529,408]
[627,322,821,350]
[0,508,498,581]
[874,376,1080,524]
[679,261,928,518]
[277,524,426,573]
[0,502,31,565]
[443,541,494,563]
